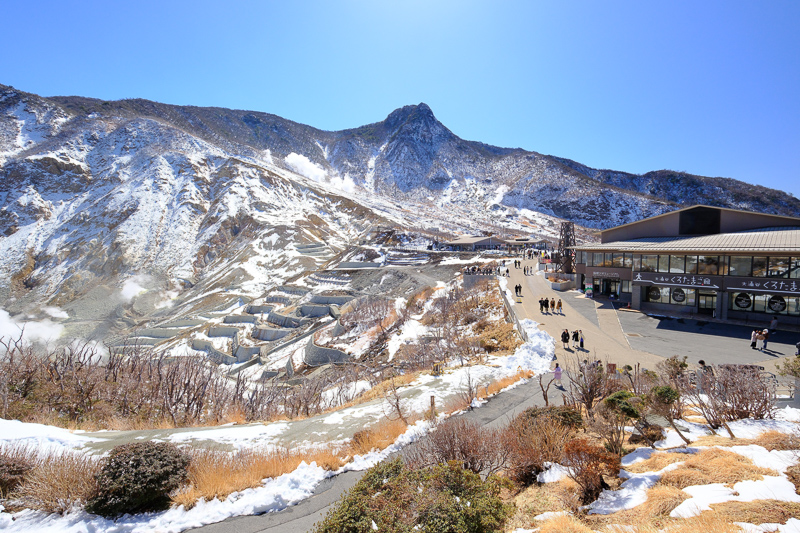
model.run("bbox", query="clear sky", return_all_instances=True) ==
[2,0,798,196]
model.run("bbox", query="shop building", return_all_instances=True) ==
[572,205,800,325]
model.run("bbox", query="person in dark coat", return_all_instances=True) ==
[561,329,570,349]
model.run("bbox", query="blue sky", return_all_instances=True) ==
[3,0,798,196]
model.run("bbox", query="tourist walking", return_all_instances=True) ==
[579,330,584,350]
[561,329,570,349]
[550,298,555,312]
[762,329,770,350]
[553,363,563,389]
[556,299,563,314]
[750,329,758,350]
[756,330,765,351]
[572,329,579,348]
[770,316,779,335]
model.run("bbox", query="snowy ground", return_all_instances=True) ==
[0,316,557,532]
[513,406,800,533]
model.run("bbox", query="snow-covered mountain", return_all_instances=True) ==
[1,83,798,339]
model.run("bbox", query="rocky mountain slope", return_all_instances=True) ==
[1,83,798,340]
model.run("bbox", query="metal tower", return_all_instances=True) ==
[557,222,576,273]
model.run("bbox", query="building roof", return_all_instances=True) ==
[444,235,505,246]
[601,204,800,236]
[573,226,800,254]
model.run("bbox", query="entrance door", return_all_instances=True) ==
[603,280,620,297]
[697,292,717,316]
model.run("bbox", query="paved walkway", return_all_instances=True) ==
[508,258,800,378]
[508,260,665,371]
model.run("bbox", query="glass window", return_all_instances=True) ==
[641,255,658,272]
[592,253,603,267]
[789,296,800,316]
[684,255,698,275]
[718,257,729,275]
[623,254,633,269]
[754,294,767,313]
[768,257,790,278]
[792,258,800,279]
[669,287,696,306]
[603,253,613,267]
[621,280,632,293]
[752,256,768,277]
[658,255,670,273]
[729,256,752,277]
[633,255,642,271]
[612,253,624,268]
[698,255,719,275]
[730,292,753,311]
[669,255,685,273]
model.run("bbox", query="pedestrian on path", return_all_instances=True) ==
[762,329,770,351]
[756,330,765,351]
[561,329,570,349]
[770,316,779,335]
[579,330,584,350]
[750,329,758,350]
[550,298,555,313]
[572,329,579,348]
[553,363,563,389]
[556,299,563,314]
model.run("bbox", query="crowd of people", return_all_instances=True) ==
[560,328,584,350]
[539,297,563,314]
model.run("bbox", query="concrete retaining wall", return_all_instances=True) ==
[304,341,349,366]
[191,339,236,365]
[267,312,311,329]
[224,315,258,324]
[337,261,381,269]
[208,326,240,338]
[265,296,292,305]
[300,304,331,318]
[158,319,206,328]
[310,295,354,305]
[253,327,291,341]
[234,345,261,361]
[277,286,310,296]
[246,305,274,315]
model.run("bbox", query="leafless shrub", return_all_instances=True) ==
[503,411,572,485]
[404,416,509,476]
[682,365,775,435]
[565,358,611,419]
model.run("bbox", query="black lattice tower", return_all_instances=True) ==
[557,222,576,273]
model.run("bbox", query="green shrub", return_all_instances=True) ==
[520,405,583,430]
[315,457,513,532]
[86,441,189,517]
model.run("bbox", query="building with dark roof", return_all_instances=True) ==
[572,205,800,325]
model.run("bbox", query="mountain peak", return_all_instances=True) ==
[384,102,438,129]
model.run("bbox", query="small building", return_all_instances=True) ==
[504,237,549,251]
[572,205,800,325]
[443,235,509,251]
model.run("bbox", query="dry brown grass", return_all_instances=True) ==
[172,445,347,509]
[751,430,800,451]
[477,320,521,354]
[349,372,421,404]
[787,464,800,495]
[708,500,800,525]
[690,429,800,451]
[624,452,689,474]
[485,369,534,397]
[659,447,779,489]
[636,485,691,520]
[347,417,409,456]
[538,514,594,533]
[507,478,583,529]
[11,450,100,514]
[659,512,746,532]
